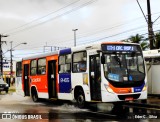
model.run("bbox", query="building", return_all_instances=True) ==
[2,61,16,82]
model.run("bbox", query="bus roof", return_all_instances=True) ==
[71,41,139,52]
[22,41,140,60]
[23,51,58,60]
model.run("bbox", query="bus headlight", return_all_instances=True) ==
[142,85,147,91]
[104,84,114,93]
[5,84,9,87]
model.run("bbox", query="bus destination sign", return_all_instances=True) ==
[102,45,137,52]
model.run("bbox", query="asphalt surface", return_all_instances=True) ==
[0,90,160,122]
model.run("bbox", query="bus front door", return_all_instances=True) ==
[23,64,30,96]
[89,55,102,101]
[48,60,57,99]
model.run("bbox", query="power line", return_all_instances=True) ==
[76,20,160,45]
[4,29,160,57]
[78,28,160,45]
[136,0,148,23]
[53,14,158,45]
[73,25,148,44]
[33,20,159,47]
[3,0,160,48]
[3,0,81,34]
[5,0,98,35]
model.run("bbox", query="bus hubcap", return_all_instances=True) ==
[78,95,84,104]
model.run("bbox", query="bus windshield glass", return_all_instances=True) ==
[102,44,145,83]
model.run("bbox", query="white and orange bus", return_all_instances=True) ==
[16,42,147,107]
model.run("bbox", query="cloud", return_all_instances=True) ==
[1,0,160,59]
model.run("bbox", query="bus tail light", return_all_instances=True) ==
[104,84,114,93]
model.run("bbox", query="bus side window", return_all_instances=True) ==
[59,54,71,73]
[37,58,46,75]
[31,59,37,75]
[73,51,87,73]
[16,62,22,77]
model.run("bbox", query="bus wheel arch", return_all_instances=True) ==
[74,86,86,108]
[31,86,39,102]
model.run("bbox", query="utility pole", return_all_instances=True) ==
[10,41,13,79]
[0,34,8,77]
[72,29,78,47]
[147,0,155,49]
[137,0,155,49]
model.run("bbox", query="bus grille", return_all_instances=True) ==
[118,94,140,100]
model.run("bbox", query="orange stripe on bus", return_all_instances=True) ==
[109,83,132,94]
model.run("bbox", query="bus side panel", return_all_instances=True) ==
[59,73,71,93]
[16,77,24,96]
[30,75,48,93]
[58,48,74,100]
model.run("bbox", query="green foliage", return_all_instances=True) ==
[122,34,149,50]
[155,32,160,49]
[122,32,160,50]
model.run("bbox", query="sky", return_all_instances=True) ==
[0,0,160,60]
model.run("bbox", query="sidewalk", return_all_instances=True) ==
[147,96,160,105]
[9,84,16,93]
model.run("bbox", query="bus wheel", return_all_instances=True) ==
[76,90,85,108]
[31,88,38,102]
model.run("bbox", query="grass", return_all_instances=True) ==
[9,85,16,93]
[9,88,16,92]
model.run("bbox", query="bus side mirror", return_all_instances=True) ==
[101,56,105,64]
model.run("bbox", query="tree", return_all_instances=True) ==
[155,32,160,49]
[129,34,144,44]
[123,34,149,50]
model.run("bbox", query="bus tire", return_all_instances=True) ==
[76,90,85,108]
[31,88,38,102]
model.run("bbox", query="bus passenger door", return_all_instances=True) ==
[23,64,30,96]
[48,60,57,99]
[89,55,102,101]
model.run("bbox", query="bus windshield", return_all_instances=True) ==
[103,52,145,83]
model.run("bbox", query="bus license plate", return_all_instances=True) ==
[125,97,133,101]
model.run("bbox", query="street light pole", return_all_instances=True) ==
[10,42,27,82]
[72,29,78,47]
[10,41,13,79]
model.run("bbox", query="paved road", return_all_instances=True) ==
[0,92,118,122]
[0,92,160,122]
